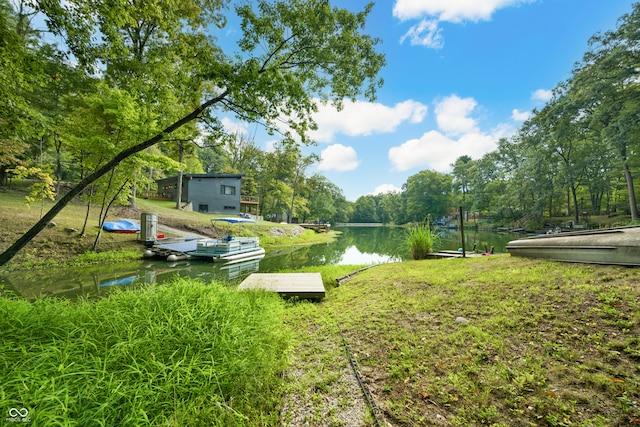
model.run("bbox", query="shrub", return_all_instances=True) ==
[405,221,440,259]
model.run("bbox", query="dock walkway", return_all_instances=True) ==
[238,273,325,300]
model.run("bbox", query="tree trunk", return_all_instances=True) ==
[130,182,137,209]
[176,142,184,210]
[93,179,129,251]
[81,200,91,237]
[146,167,154,198]
[571,186,580,224]
[0,91,228,266]
[622,162,638,220]
[176,170,183,210]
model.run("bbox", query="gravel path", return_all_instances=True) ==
[279,316,376,427]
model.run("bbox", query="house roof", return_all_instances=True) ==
[156,173,244,183]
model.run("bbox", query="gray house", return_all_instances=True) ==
[156,173,244,214]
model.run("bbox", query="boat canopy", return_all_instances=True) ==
[102,219,140,233]
[213,217,256,224]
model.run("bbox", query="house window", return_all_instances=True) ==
[198,204,208,213]
[221,185,236,195]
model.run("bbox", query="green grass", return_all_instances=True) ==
[285,257,640,426]
[0,189,336,270]
[0,279,289,426]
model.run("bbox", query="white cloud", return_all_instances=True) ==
[393,0,532,23]
[388,94,506,172]
[532,88,553,102]
[372,184,403,195]
[394,0,535,49]
[310,99,427,143]
[399,19,444,49]
[512,108,531,121]
[221,117,249,136]
[318,144,360,172]
[434,95,479,137]
[388,130,497,172]
[264,140,277,152]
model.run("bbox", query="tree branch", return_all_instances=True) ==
[0,89,228,266]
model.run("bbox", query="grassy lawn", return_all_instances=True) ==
[285,256,640,426]
[0,190,336,270]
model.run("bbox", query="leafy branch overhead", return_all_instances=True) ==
[0,0,385,266]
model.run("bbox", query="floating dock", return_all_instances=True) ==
[238,273,325,300]
[427,250,488,259]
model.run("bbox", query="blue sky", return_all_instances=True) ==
[223,1,635,201]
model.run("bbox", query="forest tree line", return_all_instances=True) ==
[2,1,639,228]
[353,4,640,226]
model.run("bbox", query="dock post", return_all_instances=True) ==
[459,206,465,258]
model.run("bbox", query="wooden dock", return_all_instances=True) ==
[238,273,325,300]
[427,250,487,259]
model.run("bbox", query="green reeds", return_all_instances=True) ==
[405,221,440,259]
[0,279,289,426]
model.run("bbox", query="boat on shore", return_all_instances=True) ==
[506,225,640,266]
[187,237,264,262]
[145,236,264,263]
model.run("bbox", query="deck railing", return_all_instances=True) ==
[240,196,259,204]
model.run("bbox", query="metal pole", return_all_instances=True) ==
[459,206,466,258]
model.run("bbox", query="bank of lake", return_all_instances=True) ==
[2,256,639,425]
[2,192,638,425]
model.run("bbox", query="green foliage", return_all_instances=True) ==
[0,0,387,266]
[405,220,440,259]
[8,166,56,207]
[402,170,452,222]
[352,194,379,223]
[0,279,289,425]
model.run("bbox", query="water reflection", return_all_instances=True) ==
[0,257,262,300]
[0,226,519,299]
[339,246,401,264]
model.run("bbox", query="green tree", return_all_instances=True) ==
[351,195,378,223]
[467,152,503,216]
[305,174,337,223]
[451,155,473,219]
[0,0,45,184]
[402,170,452,222]
[571,4,640,219]
[521,85,592,222]
[0,0,384,265]
[375,191,403,224]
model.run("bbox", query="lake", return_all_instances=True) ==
[0,226,520,299]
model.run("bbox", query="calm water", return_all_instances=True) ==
[0,227,518,299]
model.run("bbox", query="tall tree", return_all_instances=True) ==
[0,0,45,184]
[0,0,384,266]
[351,195,378,223]
[451,155,473,219]
[402,170,452,222]
[572,4,640,219]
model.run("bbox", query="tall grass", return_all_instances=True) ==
[405,221,440,259]
[0,279,289,426]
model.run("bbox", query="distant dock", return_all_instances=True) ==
[334,223,383,227]
[238,273,325,300]
[427,250,489,259]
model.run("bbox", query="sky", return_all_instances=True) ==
[222,0,636,201]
